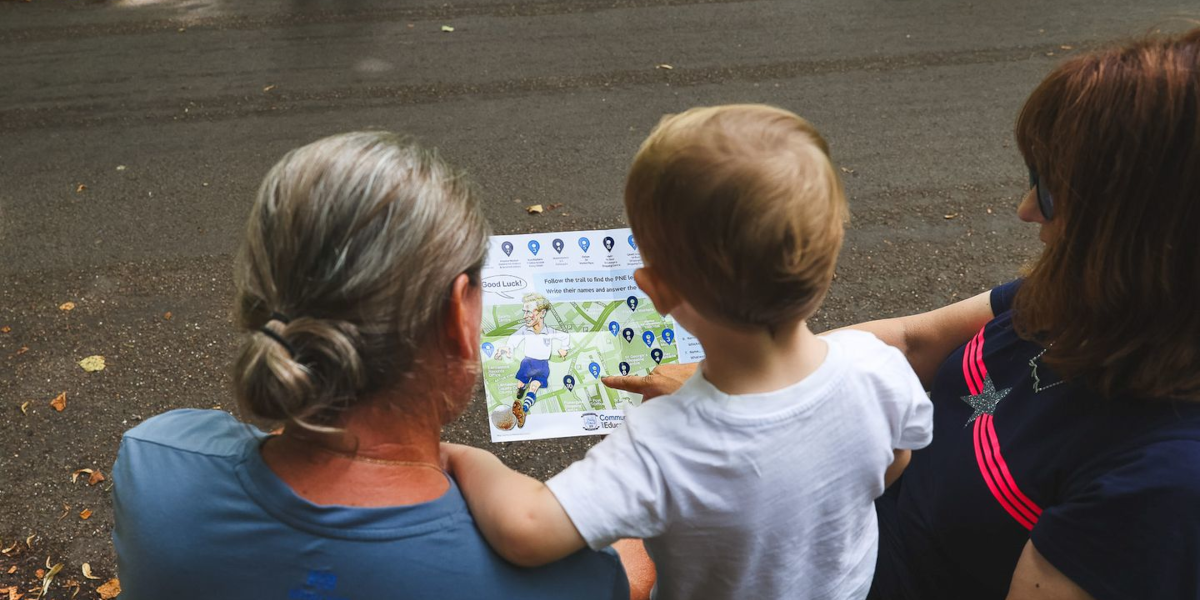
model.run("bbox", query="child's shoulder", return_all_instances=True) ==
[824,330,908,371]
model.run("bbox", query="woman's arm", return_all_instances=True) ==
[441,443,586,567]
[1007,541,1096,600]
[605,291,995,396]
[838,290,994,387]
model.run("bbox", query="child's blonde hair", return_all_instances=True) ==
[624,104,847,329]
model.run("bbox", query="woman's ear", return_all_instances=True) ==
[634,267,682,316]
[445,273,483,362]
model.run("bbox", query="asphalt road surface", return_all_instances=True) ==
[1,0,1195,594]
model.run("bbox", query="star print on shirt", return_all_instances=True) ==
[961,375,1012,427]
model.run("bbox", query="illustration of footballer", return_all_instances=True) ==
[495,293,570,428]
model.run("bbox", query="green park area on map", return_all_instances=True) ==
[481,299,679,415]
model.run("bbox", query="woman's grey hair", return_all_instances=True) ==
[233,131,490,428]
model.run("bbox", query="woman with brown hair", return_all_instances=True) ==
[607,29,1200,599]
[111,132,651,599]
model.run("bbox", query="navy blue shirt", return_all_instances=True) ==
[872,281,1200,600]
[113,410,629,600]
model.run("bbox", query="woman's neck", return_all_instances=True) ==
[261,392,450,507]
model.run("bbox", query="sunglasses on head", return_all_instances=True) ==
[1027,167,1055,220]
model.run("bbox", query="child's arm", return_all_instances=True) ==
[442,443,586,567]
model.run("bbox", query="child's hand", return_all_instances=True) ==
[603,362,696,400]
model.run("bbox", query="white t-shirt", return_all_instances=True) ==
[503,324,570,360]
[546,330,933,600]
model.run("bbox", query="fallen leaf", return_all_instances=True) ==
[35,569,44,579]
[986,208,993,214]
[178,27,186,32]
[1,585,21,600]
[840,166,856,174]
[81,564,100,580]
[79,509,92,520]
[0,326,9,333]
[263,84,276,92]
[525,204,544,214]
[546,203,564,211]
[116,165,126,171]
[59,301,76,311]
[79,355,106,372]
[50,392,67,412]
[163,312,173,320]
[5,565,13,573]
[15,346,28,355]
[656,64,674,70]
[58,504,70,521]
[1045,51,1055,56]
[1060,45,1074,50]
[25,533,35,548]
[97,579,121,600]
[943,213,958,220]
[71,469,94,484]
[88,470,106,486]
[20,402,29,415]
[64,579,81,599]
[1,540,17,554]
[40,563,62,598]
[75,184,87,193]
[441,25,455,32]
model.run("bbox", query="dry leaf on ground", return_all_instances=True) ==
[50,393,67,412]
[525,204,544,214]
[79,509,92,520]
[441,25,454,32]
[20,402,30,415]
[79,356,106,372]
[25,534,35,548]
[943,213,958,220]
[15,346,28,356]
[1,585,21,600]
[71,469,93,484]
[263,84,276,92]
[40,563,62,597]
[88,470,106,486]
[1,540,17,554]
[97,579,121,600]
[59,301,76,311]
[163,312,173,320]
[116,165,126,171]
[0,326,9,333]
[5,565,13,573]
[75,184,87,193]
[546,203,564,211]
[656,64,674,70]
[81,564,100,580]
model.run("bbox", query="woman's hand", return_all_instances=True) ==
[602,363,697,400]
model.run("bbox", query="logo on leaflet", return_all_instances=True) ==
[581,412,601,431]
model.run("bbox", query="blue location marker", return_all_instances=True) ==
[628,234,638,250]
[481,342,494,358]
[578,237,591,252]
[589,362,601,378]
[563,375,575,391]
[661,328,675,345]
[619,362,630,376]
[608,321,620,336]
[622,328,635,343]
[552,238,565,254]
[626,296,638,312]
[528,240,540,256]
[642,331,655,347]
[651,348,663,364]
[603,236,615,252]
[501,241,514,257]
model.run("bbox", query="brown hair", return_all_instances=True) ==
[233,132,490,428]
[1013,28,1200,400]
[625,105,848,329]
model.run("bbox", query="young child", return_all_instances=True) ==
[443,104,934,599]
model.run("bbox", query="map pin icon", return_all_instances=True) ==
[626,296,638,312]
[642,331,654,347]
[563,375,575,391]
[481,342,494,358]
[603,236,615,252]
[528,240,540,256]
[578,237,590,252]
[589,362,601,378]
[501,241,514,257]
[628,234,638,250]
[608,321,620,336]
[662,328,675,345]
[553,238,564,254]
[622,328,634,343]
[651,348,663,364]
[619,362,630,376]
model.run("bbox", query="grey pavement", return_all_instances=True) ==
[1,0,1195,594]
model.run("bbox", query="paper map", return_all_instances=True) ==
[480,227,704,441]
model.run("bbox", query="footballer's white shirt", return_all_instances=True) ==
[503,325,570,360]
[547,330,933,600]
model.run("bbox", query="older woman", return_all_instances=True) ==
[608,30,1200,600]
[112,132,649,599]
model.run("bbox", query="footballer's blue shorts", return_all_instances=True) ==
[515,357,550,388]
